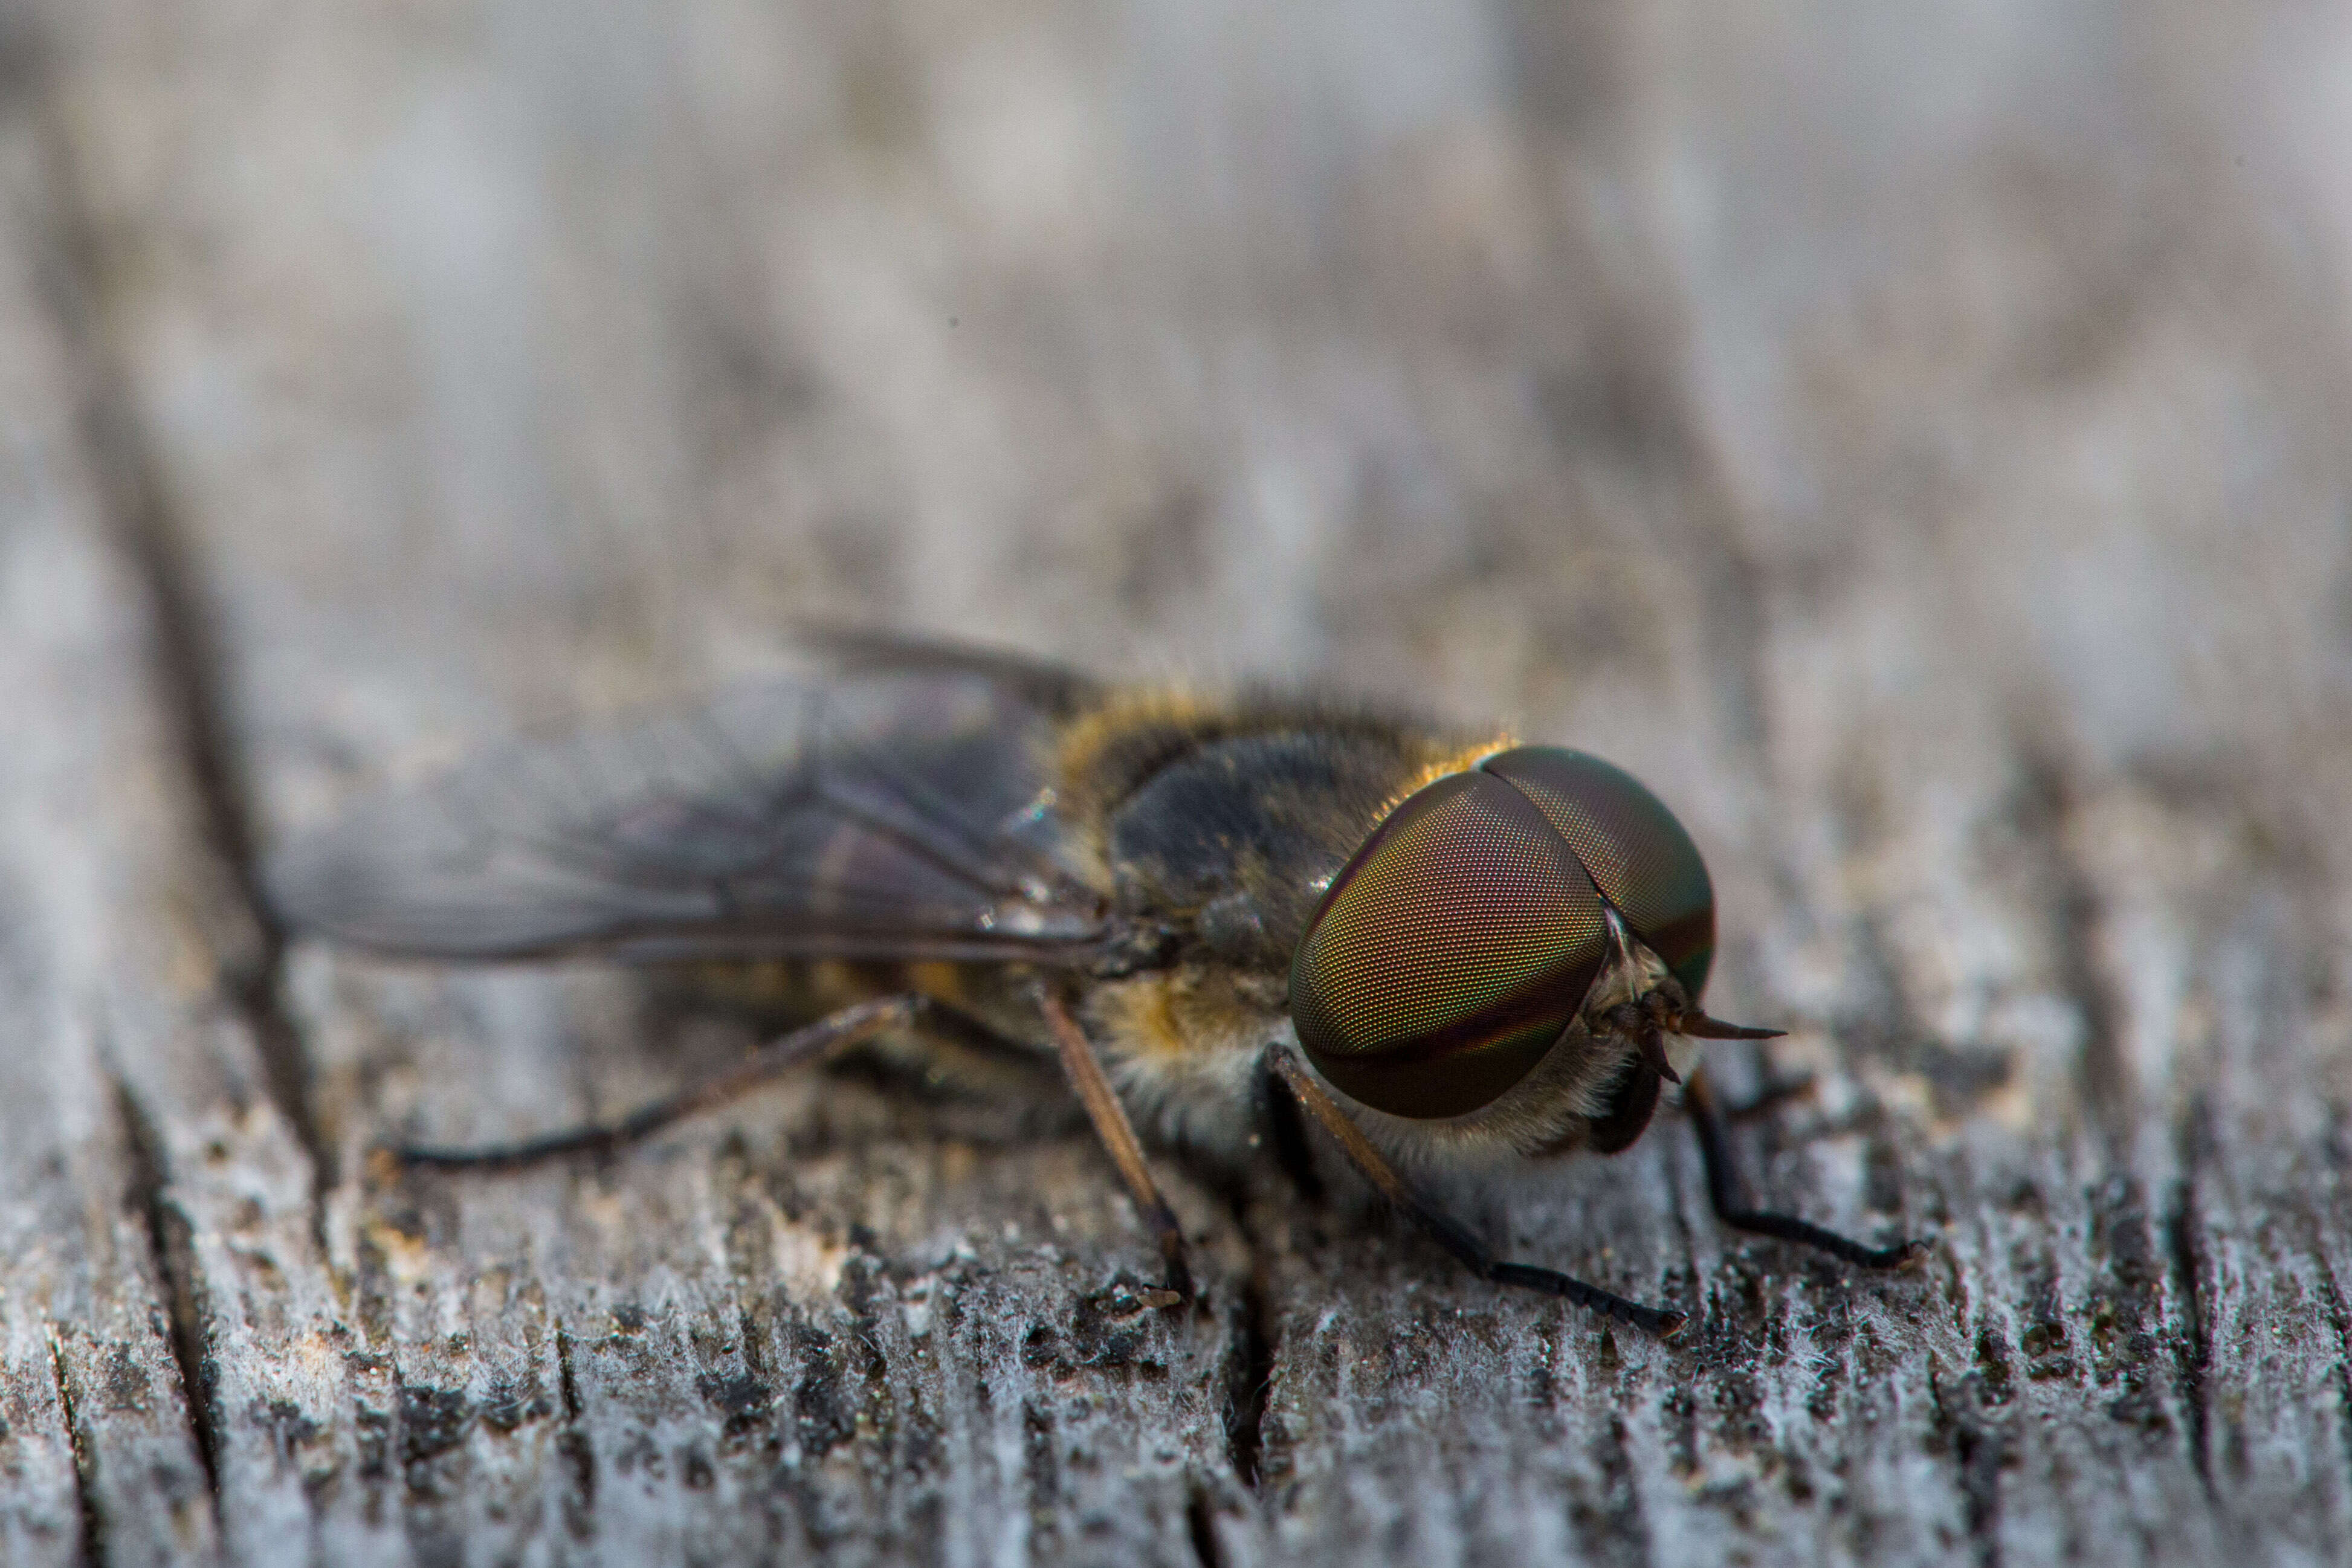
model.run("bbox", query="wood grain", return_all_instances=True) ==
[11,1,2352,1563]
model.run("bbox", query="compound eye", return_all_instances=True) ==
[1478,747,1716,999]
[1288,772,1607,1119]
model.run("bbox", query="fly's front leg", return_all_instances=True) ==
[1268,1047,1685,1338]
[1682,1066,1925,1269]
[1036,987,1194,1306]
[396,993,943,1170]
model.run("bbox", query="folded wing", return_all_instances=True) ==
[266,666,1113,964]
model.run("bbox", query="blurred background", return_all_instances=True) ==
[31,2,2351,712]
[19,0,2352,1124]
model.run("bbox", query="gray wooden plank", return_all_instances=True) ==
[33,2,1281,1560]
[280,949,1247,1568]
[22,0,2352,1564]
[0,76,445,1568]
[0,95,222,1568]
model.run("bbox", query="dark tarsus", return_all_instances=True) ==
[1682,1070,1924,1271]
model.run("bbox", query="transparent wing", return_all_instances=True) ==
[265,666,1113,963]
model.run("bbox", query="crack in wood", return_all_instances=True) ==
[2165,1106,2215,1495]
[47,1324,105,1568]
[553,1317,596,1537]
[2084,1172,2185,1479]
[28,98,334,1235]
[1929,1357,2007,1568]
[1585,1412,1653,1568]
[1020,1399,1061,1557]
[1214,1156,1283,1495]
[1222,1261,1275,1491]
[2310,1248,2352,1503]
[111,1073,224,1512]
[2015,746,2132,1149]
[1184,1480,1224,1568]
[1660,1111,1702,1340]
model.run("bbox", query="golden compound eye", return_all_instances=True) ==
[1476,747,1717,1001]
[1288,772,1608,1118]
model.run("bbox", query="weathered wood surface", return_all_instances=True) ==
[8,1,2352,1564]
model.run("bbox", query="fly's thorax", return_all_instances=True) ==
[1050,688,1488,970]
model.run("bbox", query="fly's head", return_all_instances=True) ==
[1286,746,1777,1145]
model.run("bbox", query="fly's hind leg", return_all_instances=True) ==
[1682,1066,1925,1269]
[395,993,980,1170]
[1267,1047,1685,1338]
